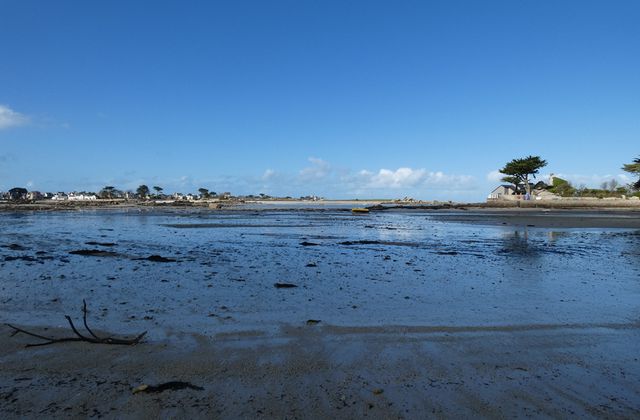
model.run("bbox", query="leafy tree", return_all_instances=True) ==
[151,186,164,199]
[500,175,522,194]
[622,157,640,189]
[500,156,548,196]
[550,177,575,197]
[136,184,150,199]
[198,188,210,199]
[99,186,116,199]
[8,187,28,201]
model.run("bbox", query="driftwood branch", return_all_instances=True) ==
[6,299,147,347]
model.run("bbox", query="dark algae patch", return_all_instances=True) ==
[274,283,298,288]
[339,240,420,247]
[3,244,29,251]
[69,249,119,257]
[132,381,204,394]
[138,255,177,262]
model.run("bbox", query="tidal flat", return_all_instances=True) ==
[1,208,639,418]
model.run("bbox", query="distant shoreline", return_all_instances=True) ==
[1,198,640,212]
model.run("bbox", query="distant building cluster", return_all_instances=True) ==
[0,186,325,203]
[0,188,99,202]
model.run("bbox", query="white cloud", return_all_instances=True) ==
[0,105,28,129]
[366,168,427,188]
[101,160,477,200]
[352,167,474,190]
[299,157,330,180]
[486,169,503,182]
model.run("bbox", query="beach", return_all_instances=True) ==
[1,208,639,418]
[2,321,638,418]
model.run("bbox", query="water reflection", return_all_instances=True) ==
[498,229,579,258]
[546,231,570,244]
[498,229,540,258]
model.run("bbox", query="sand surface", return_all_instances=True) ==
[1,209,639,418]
[427,210,640,228]
[1,322,639,419]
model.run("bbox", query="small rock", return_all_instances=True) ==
[274,283,298,288]
[5,244,29,251]
[436,251,458,256]
[143,255,176,262]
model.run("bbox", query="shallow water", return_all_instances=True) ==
[1,209,639,340]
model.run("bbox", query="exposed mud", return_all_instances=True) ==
[0,209,639,417]
[84,241,117,247]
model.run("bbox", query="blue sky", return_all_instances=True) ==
[1,0,638,200]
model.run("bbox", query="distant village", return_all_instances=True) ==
[0,185,323,203]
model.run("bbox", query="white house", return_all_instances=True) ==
[68,192,97,201]
[488,185,517,200]
[51,192,68,201]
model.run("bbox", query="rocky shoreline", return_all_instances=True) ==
[1,197,640,213]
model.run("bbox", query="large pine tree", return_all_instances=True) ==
[500,156,548,196]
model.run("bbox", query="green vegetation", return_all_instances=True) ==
[99,186,118,199]
[496,155,639,199]
[549,177,575,197]
[136,185,150,199]
[548,176,636,198]
[500,156,547,195]
[501,176,522,193]
[622,157,640,189]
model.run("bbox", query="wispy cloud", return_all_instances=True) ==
[262,169,276,181]
[486,169,503,182]
[259,158,477,198]
[0,105,29,130]
[68,158,477,199]
[348,167,474,191]
[299,157,331,180]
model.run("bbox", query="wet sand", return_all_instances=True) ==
[1,209,639,418]
[427,210,640,228]
[1,322,638,418]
